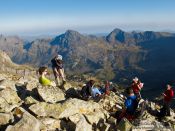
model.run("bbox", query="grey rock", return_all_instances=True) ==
[39,118,61,131]
[0,88,21,104]
[6,107,41,131]
[29,98,107,120]
[0,79,16,91]
[29,102,63,119]
[0,113,13,126]
[0,97,21,113]
[24,96,39,105]
[75,114,92,131]
[37,86,65,103]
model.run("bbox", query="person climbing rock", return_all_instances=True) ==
[38,66,56,86]
[51,54,66,86]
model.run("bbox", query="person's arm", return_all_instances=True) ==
[53,67,59,75]
[138,83,144,89]
[55,60,63,68]
[162,93,166,97]
[50,81,56,86]
[137,84,141,90]
[125,99,132,108]
[170,90,174,97]
[96,88,101,95]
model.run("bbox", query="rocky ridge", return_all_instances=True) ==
[0,72,175,131]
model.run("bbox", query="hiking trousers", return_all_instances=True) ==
[163,101,171,116]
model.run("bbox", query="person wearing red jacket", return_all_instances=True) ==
[131,77,143,99]
[105,81,111,95]
[162,84,174,116]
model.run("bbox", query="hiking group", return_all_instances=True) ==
[37,53,174,124]
[38,54,66,88]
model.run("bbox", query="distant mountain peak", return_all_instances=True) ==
[64,30,82,36]
[106,28,126,43]
[112,28,125,33]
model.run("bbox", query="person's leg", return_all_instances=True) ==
[58,68,66,82]
[53,68,61,86]
[163,101,170,116]
[166,102,171,116]
[118,109,126,123]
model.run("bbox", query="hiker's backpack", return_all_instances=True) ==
[81,85,91,97]
[126,97,138,115]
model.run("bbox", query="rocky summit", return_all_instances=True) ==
[0,71,175,131]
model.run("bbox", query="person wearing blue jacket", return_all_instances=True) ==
[118,88,138,122]
[125,89,137,115]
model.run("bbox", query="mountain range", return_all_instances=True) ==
[1,28,175,99]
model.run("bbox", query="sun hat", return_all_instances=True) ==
[56,54,62,60]
[133,77,139,82]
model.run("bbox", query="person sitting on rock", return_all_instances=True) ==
[161,84,174,116]
[91,84,102,98]
[98,81,112,95]
[38,66,56,86]
[81,80,102,99]
[51,54,66,86]
[118,88,138,122]
[81,80,95,99]
[131,77,143,99]
[104,81,112,95]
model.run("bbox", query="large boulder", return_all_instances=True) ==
[58,98,107,119]
[18,76,39,91]
[37,86,65,103]
[0,88,21,104]
[0,97,20,113]
[29,102,63,119]
[6,107,41,131]
[39,118,61,131]
[24,96,39,105]
[0,113,13,126]
[74,114,92,131]
[67,113,92,131]
[0,79,16,91]
[84,108,109,125]
[29,98,109,120]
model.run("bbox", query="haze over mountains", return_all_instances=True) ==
[1,28,175,99]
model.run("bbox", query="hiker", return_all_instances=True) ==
[118,88,138,122]
[91,84,102,98]
[104,81,112,95]
[81,80,102,99]
[161,84,174,116]
[51,54,66,86]
[131,77,143,99]
[38,66,56,86]
[98,81,112,95]
[81,80,95,99]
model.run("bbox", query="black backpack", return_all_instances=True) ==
[81,85,91,97]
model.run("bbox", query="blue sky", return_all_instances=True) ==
[0,0,175,35]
